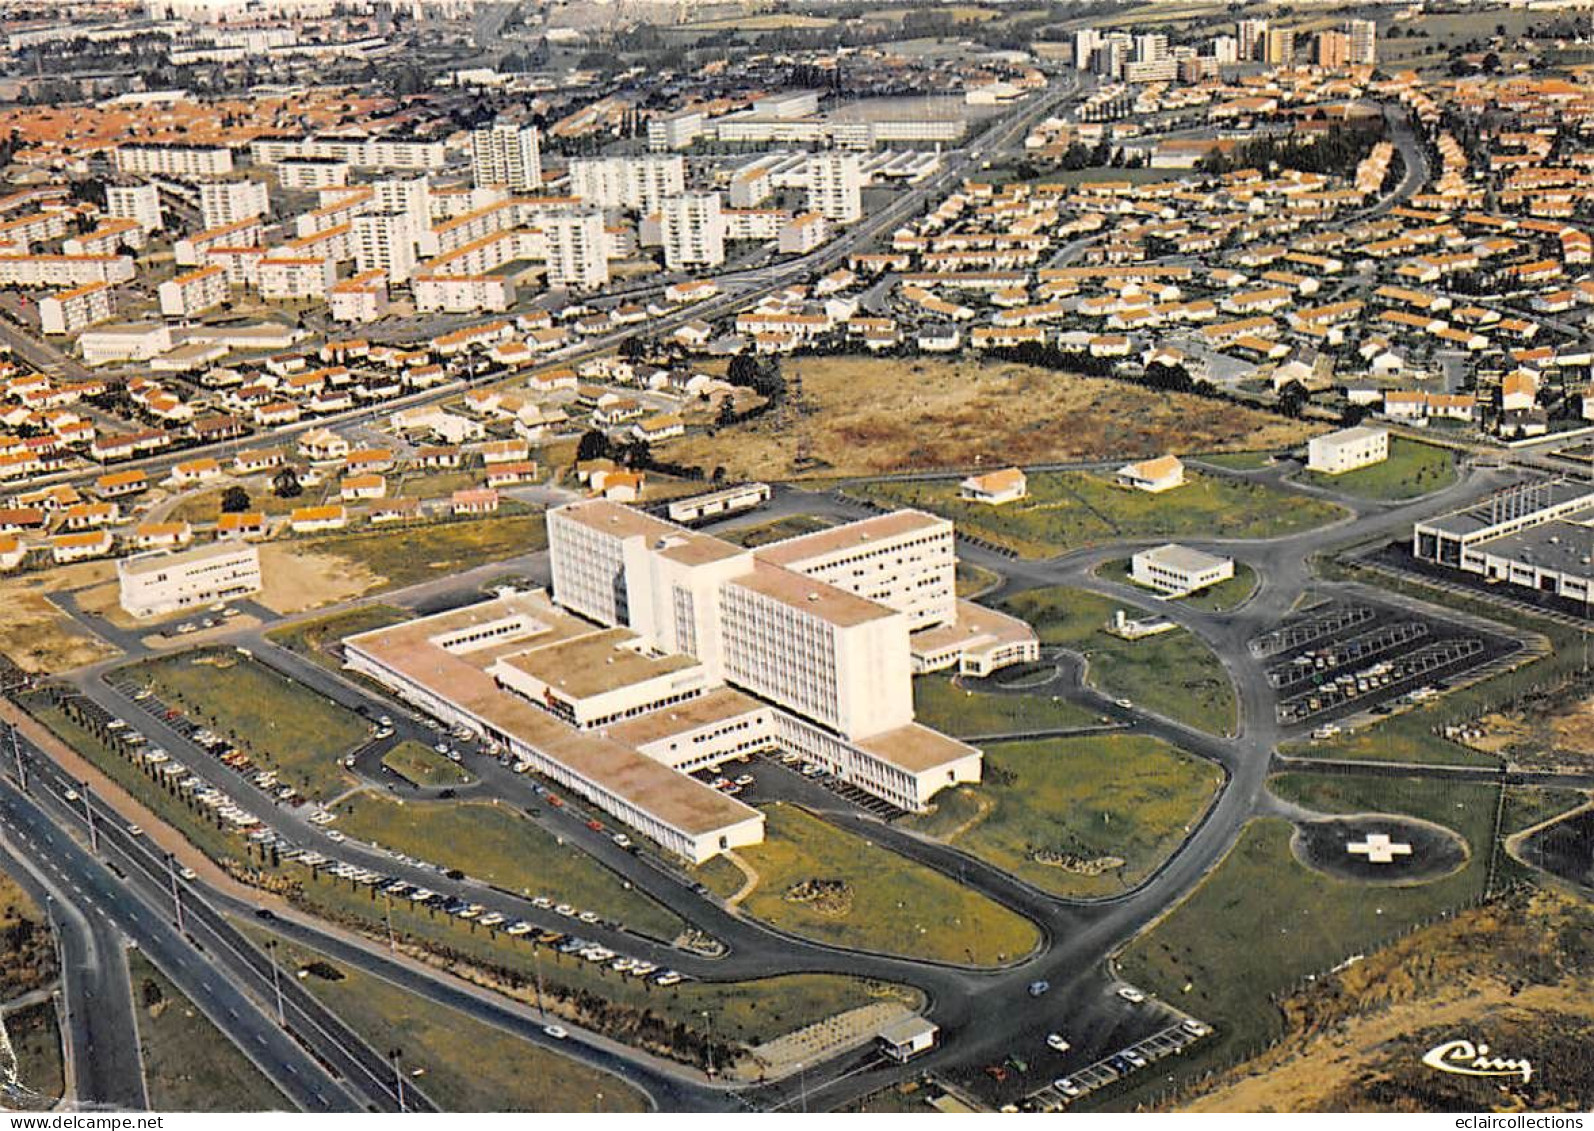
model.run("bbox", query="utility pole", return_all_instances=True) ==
[383,892,396,953]
[702,1010,715,1079]
[7,726,24,793]
[532,943,546,1018]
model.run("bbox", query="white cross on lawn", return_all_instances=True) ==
[1346,833,1412,864]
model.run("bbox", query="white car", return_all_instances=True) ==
[1116,986,1146,1004]
[1114,698,1134,710]
[1047,1033,1071,1053]
[543,1025,568,1040]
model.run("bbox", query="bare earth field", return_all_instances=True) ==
[0,565,120,671]
[1173,889,1594,1113]
[255,544,384,613]
[656,357,1320,480]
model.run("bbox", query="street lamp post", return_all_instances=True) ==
[264,939,285,1026]
[8,725,25,792]
[81,782,96,854]
[388,1048,407,1113]
[166,852,185,934]
[799,1061,808,1114]
[702,1010,715,1078]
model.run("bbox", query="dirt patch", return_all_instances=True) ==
[1549,698,1594,758]
[1172,888,1594,1112]
[0,565,120,672]
[255,544,383,614]
[656,356,1321,480]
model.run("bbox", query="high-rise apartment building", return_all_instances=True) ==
[806,151,862,224]
[660,192,726,270]
[470,120,542,193]
[353,210,417,284]
[542,207,609,290]
[199,179,270,229]
[1264,26,1296,64]
[1316,29,1351,68]
[1238,17,1268,61]
[1347,18,1377,64]
[567,155,685,214]
[106,183,163,233]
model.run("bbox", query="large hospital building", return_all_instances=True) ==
[344,500,1038,862]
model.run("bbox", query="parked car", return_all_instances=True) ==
[1047,1034,1071,1053]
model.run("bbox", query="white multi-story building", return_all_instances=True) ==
[258,255,334,300]
[353,211,418,284]
[542,207,608,290]
[199,180,270,229]
[411,273,515,313]
[371,175,432,232]
[1131,544,1234,595]
[275,159,350,190]
[118,541,262,618]
[114,144,233,179]
[249,136,446,171]
[806,152,862,224]
[158,265,229,318]
[0,254,135,289]
[106,183,163,233]
[660,192,726,270]
[1238,17,1268,61]
[470,120,542,193]
[647,110,704,151]
[1307,425,1389,474]
[1347,18,1377,64]
[328,270,389,323]
[567,155,685,214]
[40,281,115,335]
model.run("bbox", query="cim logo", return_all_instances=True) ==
[1421,1039,1533,1084]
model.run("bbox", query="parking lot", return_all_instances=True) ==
[1249,600,1519,731]
[1024,1020,1210,1112]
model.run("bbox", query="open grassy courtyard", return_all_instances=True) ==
[380,741,473,787]
[266,604,413,670]
[237,929,648,1112]
[708,804,1040,966]
[854,468,1343,559]
[902,735,1223,898]
[128,650,369,800]
[128,951,292,1112]
[1002,587,1237,735]
[333,794,683,941]
[911,672,1103,737]
[1300,437,1457,501]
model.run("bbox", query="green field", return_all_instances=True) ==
[902,735,1223,897]
[239,930,648,1112]
[380,741,473,788]
[713,804,1040,966]
[128,951,293,1112]
[297,514,548,589]
[280,872,922,1059]
[1101,558,1259,613]
[128,650,368,801]
[956,561,1001,598]
[333,794,684,941]
[1300,437,1456,501]
[911,672,1103,737]
[1110,772,1571,1107]
[1002,587,1237,735]
[854,470,1343,559]
[7,1000,64,1104]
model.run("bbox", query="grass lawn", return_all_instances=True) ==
[280,875,922,1055]
[128,650,368,801]
[902,735,1222,898]
[380,741,473,787]
[0,867,56,1001]
[332,794,683,941]
[393,469,484,501]
[1002,587,1237,735]
[911,672,1102,737]
[1108,771,1561,1109]
[127,951,293,1112]
[7,1000,64,1104]
[236,929,647,1112]
[1099,558,1259,613]
[955,561,1001,598]
[711,804,1040,966]
[722,514,834,548]
[1195,451,1275,471]
[167,485,321,524]
[295,514,548,590]
[1300,437,1456,501]
[854,469,1343,559]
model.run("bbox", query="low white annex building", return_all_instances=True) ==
[1131,543,1235,596]
[117,541,262,618]
[1308,425,1389,475]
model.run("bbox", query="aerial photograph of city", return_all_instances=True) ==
[0,0,1589,1119]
